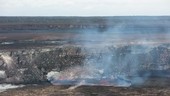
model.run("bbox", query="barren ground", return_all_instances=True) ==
[0,84,170,96]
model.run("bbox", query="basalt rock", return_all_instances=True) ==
[0,47,85,84]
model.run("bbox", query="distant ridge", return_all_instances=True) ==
[0,16,170,34]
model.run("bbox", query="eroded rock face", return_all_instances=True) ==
[0,49,45,84]
[0,45,170,84]
[0,47,85,84]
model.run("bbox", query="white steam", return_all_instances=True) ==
[0,54,15,69]
[0,84,24,93]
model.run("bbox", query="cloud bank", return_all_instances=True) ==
[0,0,170,16]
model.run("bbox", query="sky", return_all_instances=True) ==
[0,0,170,16]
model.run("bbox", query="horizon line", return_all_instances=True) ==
[0,15,170,17]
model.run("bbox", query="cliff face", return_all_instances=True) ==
[0,47,85,84]
[0,44,170,84]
